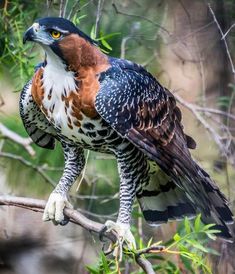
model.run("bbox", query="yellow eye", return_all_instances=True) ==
[50,30,61,39]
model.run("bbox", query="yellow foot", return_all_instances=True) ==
[42,193,72,225]
[103,220,136,261]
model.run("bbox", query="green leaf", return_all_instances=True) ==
[194,214,202,232]
[205,232,217,240]
[173,233,181,242]
[147,237,153,247]
[86,265,99,274]
[184,217,191,234]
[180,255,195,274]
[189,241,209,253]
[101,252,110,273]
[90,25,96,40]
[138,237,143,249]
[205,229,221,234]
[202,223,216,231]
[95,32,121,41]
[100,39,112,50]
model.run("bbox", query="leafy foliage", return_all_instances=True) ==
[0,0,44,87]
[86,215,219,274]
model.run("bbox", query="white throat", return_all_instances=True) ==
[42,47,77,99]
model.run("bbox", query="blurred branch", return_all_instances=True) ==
[179,0,206,106]
[46,0,53,14]
[94,0,104,38]
[0,194,154,274]
[0,123,35,156]
[112,3,170,36]
[135,257,155,274]
[222,23,235,40]
[207,3,235,171]
[174,94,234,164]
[194,107,235,121]
[0,152,56,186]
[0,194,106,235]
[208,4,235,78]
[67,0,80,20]
[59,0,67,18]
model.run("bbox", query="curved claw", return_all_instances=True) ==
[43,193,72,225]
[99,224,108,242]
[103,220,136,261]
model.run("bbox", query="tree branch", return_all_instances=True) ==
[94,0,104,38]
[0,195,113,238]
[0,195,155,274]
[112,3,170,36]
[174,93,234,166]
[208,3,235,78]
[0,152,56,186]
[135,256,155,274]
[59,0,67,18]
[0,123,35,156]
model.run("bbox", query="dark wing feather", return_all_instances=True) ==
[96,58,233,239]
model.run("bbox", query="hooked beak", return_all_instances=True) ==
[23,23,40,44]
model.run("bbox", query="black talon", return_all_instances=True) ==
[102,243,113,256]
[60,216,70,226]
[99,225,108,242]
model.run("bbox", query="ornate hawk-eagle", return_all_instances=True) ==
[21,17,233,247]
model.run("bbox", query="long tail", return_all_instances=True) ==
[181,161,233,239]
[137,159,233,240]
[137,126,233,240]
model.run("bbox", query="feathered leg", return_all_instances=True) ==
[43,142,85,224]
[103,145,149,259]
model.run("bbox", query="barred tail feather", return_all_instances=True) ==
[187,163,233,240]
[136,162,196,225]
[137,160,233,240]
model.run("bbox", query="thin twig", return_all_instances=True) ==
[0,123,35,156]
[112,3,170,36]
[174,94,228,155]
[120,37,131,59]
[195,106,235,121]
[207,3,235,171]
[136,245,165,256]
[67,0,80,20]
[179,0,207,106]
[59,0,67,18]
[208,4,235,78]
[76,150,89,192]
[94,0,104,38]
[0,152,56,186]
[221,23,235,40]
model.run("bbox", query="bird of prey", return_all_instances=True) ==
[21,17,233,250]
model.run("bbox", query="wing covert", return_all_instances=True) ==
[95,58,195,157]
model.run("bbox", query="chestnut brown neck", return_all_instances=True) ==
[58,34,109,71]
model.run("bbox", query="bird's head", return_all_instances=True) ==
[23,17,100,69]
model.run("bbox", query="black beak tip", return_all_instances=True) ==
[23,27,34,45]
